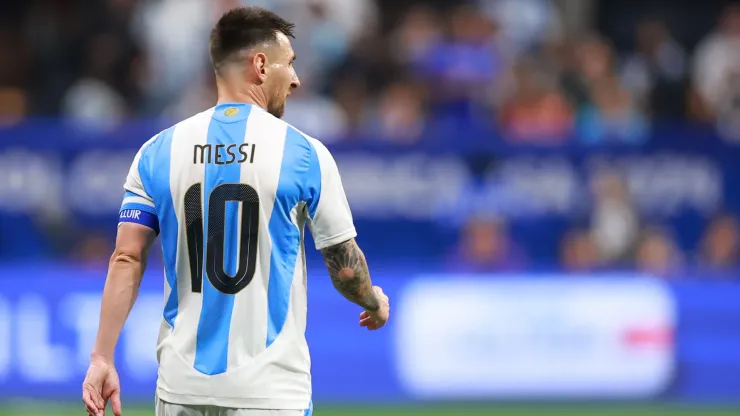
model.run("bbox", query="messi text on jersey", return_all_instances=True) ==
[193,143,256,165]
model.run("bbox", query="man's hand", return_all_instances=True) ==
[82,223,154,415]
[82,358,122,416]
[359,286,390,330]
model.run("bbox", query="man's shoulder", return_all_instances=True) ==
[283,122,329,155]
[256,112,329,159]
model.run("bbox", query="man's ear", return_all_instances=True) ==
[253,52,268,83]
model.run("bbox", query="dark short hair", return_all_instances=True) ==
[209,7,295,72]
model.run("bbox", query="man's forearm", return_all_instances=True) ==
[91,254,145,362]
[320,238,379,311]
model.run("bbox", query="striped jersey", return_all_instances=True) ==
[118,103,356,411]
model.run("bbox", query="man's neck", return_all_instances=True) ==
[216,78,268,112]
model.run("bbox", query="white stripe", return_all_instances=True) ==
[122,195,155,207]
[228,108,288,368]
[163,108,214,368]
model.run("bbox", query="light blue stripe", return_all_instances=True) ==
[305,142,322,219]
[194,104,252,375]
[304,400,313,416]
[139,127,178,328]
[266,128,320,347]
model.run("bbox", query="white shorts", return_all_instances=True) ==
[155,394,311,416]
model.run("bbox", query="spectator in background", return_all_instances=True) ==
[447,216,527,273]
[558,38,591,111]
[589,171,640,265]
[160,66,217,121]
[714,71,740,142]
[18,0,88,115]
[477,0,562,55]
[621,18,687,119]
[0,26,30,123]
[390,5,443,69]
[561,35,649,145]
[560,35,615,110]
[635,227,684,278]
[131,0,213,113]
[329,74,370,138]
[363,80,427,144]
[61,33,128,131]
[576,76,649,145]
[418,4,507,112]
[0,88,26,125]
[319,0,378,45]
[698,214,739,272]
[691,4,740,128]
[499,57,573,144]
[560,228,600,272]
[281,83,349,142]
[71,232,113,269]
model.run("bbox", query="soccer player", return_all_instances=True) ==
[81,7,390,416]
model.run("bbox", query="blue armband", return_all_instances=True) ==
[119,208,159,234]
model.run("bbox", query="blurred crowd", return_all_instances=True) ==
[1,0,740,275]
[450,172,739,278]
[1,0,740,143]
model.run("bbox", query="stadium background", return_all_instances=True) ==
[2,0,740,415]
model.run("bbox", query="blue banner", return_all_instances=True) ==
[2,121,740,263]
[0,264,739,402]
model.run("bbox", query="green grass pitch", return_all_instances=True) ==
[1,403,739,416]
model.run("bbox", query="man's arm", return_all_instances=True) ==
[83,222,156,416]
[91,223,156,362]
[84,137,159,416]
[320,238,379,311]
[304,136,388,328]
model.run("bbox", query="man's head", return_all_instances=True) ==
[210,7,299,118]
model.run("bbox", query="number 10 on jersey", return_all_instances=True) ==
[184,183,260,295]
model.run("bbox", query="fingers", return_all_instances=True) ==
[111,390,123,416]
[82,390,99,416]
[83,394,105,416]
[359,310,370,320]
[83,385,105,416]
[360,317,385,330]
[360,291,390,331]
[94,391,105,412]
[366,321,381,330]
[359,310,373,327]
[99,395,109,416]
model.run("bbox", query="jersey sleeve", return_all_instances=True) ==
[306,139,357,250]
[119,139,159,234]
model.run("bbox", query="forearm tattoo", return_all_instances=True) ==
[320,239,379,311]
